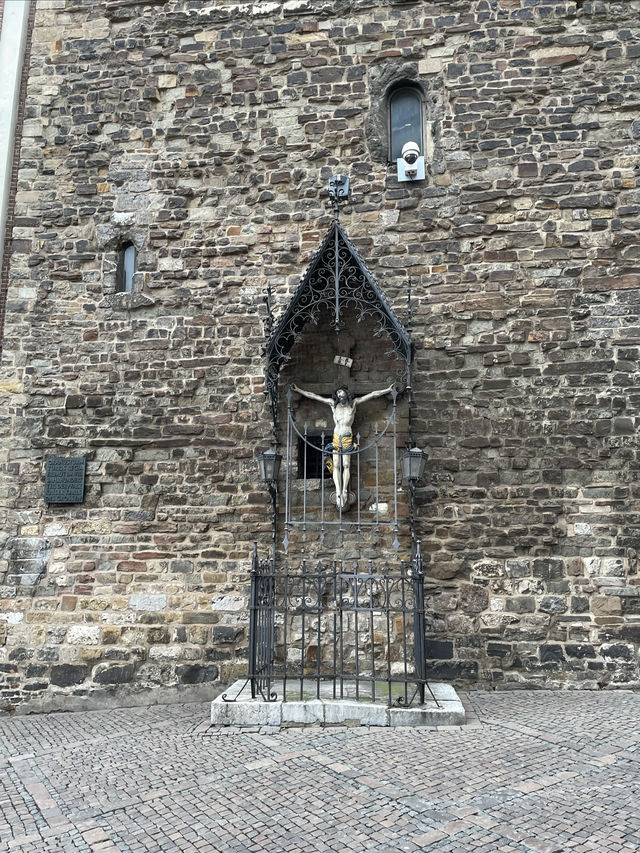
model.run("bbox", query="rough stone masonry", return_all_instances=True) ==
[1,0,640,713]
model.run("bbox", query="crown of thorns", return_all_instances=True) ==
[333,386,354,403]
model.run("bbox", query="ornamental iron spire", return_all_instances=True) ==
[328,174,350,329]
[327,174,350,220]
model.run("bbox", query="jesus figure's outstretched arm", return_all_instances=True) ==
[353,385,394,408]
[291,384,334,408]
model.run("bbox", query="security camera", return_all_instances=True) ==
[402,141,421,174]
[397,141,426,182]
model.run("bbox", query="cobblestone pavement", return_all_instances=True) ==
[1,690,640,852]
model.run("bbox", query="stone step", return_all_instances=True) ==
[211,680,465,728]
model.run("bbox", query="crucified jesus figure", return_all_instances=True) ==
[291,383,394,510]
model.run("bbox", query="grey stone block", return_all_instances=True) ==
[92,663,135,685]
[282,699,324,725]
[323,700,389,726]
[429,683,459,702]
[211,695,282,727]
[129,594,166,612]
[50,664,88,687]
[389,699,465,727]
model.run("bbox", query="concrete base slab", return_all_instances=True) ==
[211,680,465,728]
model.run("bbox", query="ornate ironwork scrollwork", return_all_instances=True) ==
[264,222,411,420]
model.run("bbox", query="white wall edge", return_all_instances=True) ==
[0,0,32,275]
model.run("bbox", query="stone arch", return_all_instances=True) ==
[365,60,446,176]
[96,215,154,310]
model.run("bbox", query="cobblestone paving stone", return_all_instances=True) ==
[1,691,640,851]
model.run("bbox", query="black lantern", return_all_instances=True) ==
[258,449,282,484]
[402,447,428,482]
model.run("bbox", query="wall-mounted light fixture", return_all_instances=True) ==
[402,447,428,482]
[258,449,282,484]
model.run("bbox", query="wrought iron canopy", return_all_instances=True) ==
[264,220,411,408]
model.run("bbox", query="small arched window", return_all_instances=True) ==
[389,86,423,161]
[115,242,136,293]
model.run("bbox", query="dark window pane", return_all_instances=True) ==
[123,244,135,292]
[297,435,331,479]
[390,88,422,160]
[115,242,135,293]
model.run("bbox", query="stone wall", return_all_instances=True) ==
[1,0,640,711]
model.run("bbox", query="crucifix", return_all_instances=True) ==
[291,381,394,510]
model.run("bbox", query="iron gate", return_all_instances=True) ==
[247,542,428,707]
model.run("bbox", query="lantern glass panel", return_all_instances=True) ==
[259,450,281,482]
[403,449,427,481]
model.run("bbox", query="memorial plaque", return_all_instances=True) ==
[44,457,86,504]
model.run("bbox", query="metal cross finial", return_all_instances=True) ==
[327,176,350,328]
[328,174,350,219]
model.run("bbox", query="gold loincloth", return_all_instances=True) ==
[325,433,357,473]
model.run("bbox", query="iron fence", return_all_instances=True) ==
[247,543,428,707]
